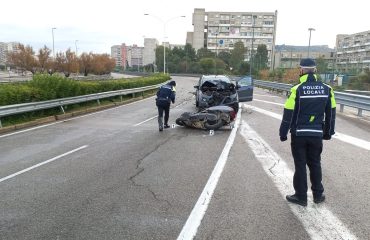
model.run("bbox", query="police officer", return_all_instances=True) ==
[279,58,336,206]
[156,80,176,131]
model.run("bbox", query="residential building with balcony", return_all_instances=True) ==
[111,43,144,70]
[274,45,335,70]
[187,8,278,68]
[335,30,370,74]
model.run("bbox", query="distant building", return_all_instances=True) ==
[0,42,20,66]
[335,30,370,74]
[143,38,158,66]
[187,8,278,68]
[274,45,335,70]
[111,45,123,67]
[111,43,143,70]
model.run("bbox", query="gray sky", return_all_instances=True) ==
[1,0,368,54]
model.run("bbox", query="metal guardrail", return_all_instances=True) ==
[254,79,370,116]
[0,83,163,127]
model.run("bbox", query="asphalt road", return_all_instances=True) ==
[0,76,369,239]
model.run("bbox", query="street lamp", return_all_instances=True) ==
[215,33,218,75]
[144,14,185,74]
[308,28,315,57]
[75,40,78,56]
[249,15,257,77]
[52,27,56,59]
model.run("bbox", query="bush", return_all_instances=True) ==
[0,73,170,106]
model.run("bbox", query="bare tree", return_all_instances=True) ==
[7,44,38,75]
[37,45,52,74]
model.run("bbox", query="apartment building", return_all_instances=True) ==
[187,8,278,68]
[111,45,123,67]
[335,30,370,73]
[143,38,158,66]
[0,42,20,66]
[111,43,145,70]
[274,45,335,70]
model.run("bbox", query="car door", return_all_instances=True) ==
[237,76,253,102]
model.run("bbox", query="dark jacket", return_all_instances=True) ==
[156,84,176,107]
[279,73,336,138]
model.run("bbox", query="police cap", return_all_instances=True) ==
[300,58,316,68]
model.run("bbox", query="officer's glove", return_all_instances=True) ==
[280,136,288,142]
[323,134,331,140]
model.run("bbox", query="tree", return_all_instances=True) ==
[197,48,215,59]
[184,43,196,62]
[64,49,79,77]
[79,52,93,76]
[316,56,328,73]
[91,53,116,75]
[230,41,245,71]
[7,43,38,74]
[37,45,52,74]
[199,58,216,74]
[155,46,165,72]
[254,44,269,72]
[218,51,231,67]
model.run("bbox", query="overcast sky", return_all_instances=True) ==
[1,0,368,54]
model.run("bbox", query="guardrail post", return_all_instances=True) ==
[358,109,363,117]
[0,118,2,128]
[340,104,344,112]
[120,96,123,102]
[60,106,65,114]
[97,99,101,105]
[132,93,136,98]
[141,91,144,97]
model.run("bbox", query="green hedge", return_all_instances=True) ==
[0,73,170,106]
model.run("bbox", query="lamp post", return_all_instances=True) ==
[52,27,56,59]
[75,40,78,56]
[308,27,315,57]
[249,15,257,77]
[215,33,218,75]
[144,14,185,74]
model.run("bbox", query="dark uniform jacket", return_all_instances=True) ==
[156,84,176,107]
[279,73,336,138]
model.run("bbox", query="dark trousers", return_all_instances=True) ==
[157,104,170,127]
[291,135,324,199]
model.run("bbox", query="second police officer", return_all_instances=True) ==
[279,58,336,207]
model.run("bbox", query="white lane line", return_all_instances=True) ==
[0,145,88,183]
[254,93,282,98]
[253,98,284,106]
[245,104,370,151]
[240,121,357,240]
[0,97,155,139]
[134,116,157,127]
[177,106,242,240]
[134,98,192,127]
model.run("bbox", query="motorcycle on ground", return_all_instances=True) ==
[175,105,236,130]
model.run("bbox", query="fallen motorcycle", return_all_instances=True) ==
[175,105,236,130]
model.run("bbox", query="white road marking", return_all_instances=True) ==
[0,145,88,183]
[134,98,191,127]
[0,97,155,139]
[254,93,282,98]
[134,116,157,126]
[177,106,242,240]
[245,104,370,151]
[253,98,284,106]
[240,121,357,240]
